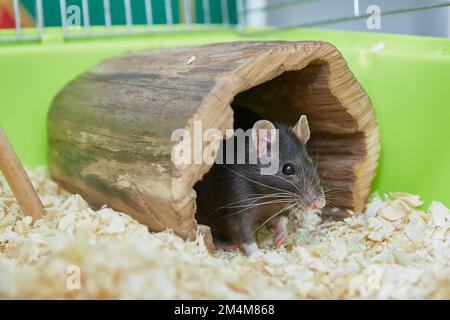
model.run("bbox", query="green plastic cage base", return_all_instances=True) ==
[1,27,449,206]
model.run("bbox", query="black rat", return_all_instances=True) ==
[194,113,325,255]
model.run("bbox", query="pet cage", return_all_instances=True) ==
[0,0,449,219]
[0,0,449,300]
[2,0,450,42]
[0,0,241,41]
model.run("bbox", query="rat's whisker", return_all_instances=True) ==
[320,168,331,180]
[306,159,320,192]
[324,192,348,198]
[270,174,303,193]
[253,202,297,235]
[287,204,300,221]
[298,161,307,191]
[219,199,296,219]
[324,192,351,200]
[324,188,351,194]
[323,186,349,192]
[224,198,295,210]
[245,192,296,197]
[324,192,348,199]
[324,190,344,195]
[291,203,306,217]
[324,194,348,202]
[223,165,299,197]
[323,200,341,208]
[323,185,369,193]
[217,193,294,208]
[218,198,295,218]
[310,176,323,193]
[209,193,296,215]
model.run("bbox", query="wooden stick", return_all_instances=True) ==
[0,128,44,221]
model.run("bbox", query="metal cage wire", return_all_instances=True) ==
[1,0,241,41]
[246,0,450,33]
[2,0,450,42]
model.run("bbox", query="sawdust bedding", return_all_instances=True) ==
[0,167,448,299]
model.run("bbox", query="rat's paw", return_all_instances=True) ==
[215,241,241,252]
[242,242,259,256]
[272,215,288,248]
[273,230,287,248]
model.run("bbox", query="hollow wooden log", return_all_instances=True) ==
[47,41,380,247]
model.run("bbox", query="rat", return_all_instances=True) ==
[194,112,326,256]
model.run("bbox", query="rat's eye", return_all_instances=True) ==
[282,163,295,175]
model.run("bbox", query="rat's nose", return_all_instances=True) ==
[310,200,325,210]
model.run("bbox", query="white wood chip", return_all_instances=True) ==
[0,168,448,299]
[379,199,410,221]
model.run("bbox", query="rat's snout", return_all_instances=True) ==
[309,198,326,210]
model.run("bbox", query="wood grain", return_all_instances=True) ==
[48,41,380,249]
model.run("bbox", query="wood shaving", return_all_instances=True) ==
[379,199,411,221]
[186,56,196,64]
[0,167,449,299]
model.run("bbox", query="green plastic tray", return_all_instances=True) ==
[1,28,449,206]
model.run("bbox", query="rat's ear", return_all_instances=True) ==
[293,115,310,144]
[251,120,277,157]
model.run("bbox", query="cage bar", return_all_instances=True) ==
[59,0,67,36]
[221,0,229,27]
[164,0,173,28]
[1,0,450,42]
[124,0,133,31]
[354,0,360,16]
[202,0,211,25]
[103,0,112,32]
[237,0,245,31]
[183,0,193,28]
[36,0,44,38]
[13,0,21,39]
[145,0,154,30]
[82,0,91,33]
[260,1,450,34]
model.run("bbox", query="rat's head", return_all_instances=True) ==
[250,115,326,211]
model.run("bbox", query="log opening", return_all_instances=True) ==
[226,60,366,212]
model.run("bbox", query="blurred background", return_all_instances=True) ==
[250,0,450,38]
[1,0,449,40]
